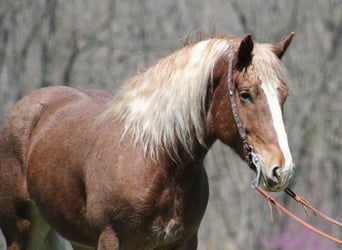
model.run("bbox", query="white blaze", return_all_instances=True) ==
[261,83,293,170]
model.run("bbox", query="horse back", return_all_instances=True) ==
[1,86,112,165]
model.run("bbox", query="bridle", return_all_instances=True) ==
[227,56,263,186]
[227,57,342,244]
[227,57,262,186]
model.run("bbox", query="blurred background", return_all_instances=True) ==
[0,0,341,249]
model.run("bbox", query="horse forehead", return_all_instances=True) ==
[248,64,285,95]
[238,69,279,94]
[260,78,281,95]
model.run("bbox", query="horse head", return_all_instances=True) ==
[208,33,295,192]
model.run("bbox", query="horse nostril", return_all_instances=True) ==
[272,166,281,181]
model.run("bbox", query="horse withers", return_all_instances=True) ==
[0,33,295,249]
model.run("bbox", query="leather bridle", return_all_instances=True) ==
[227,57,342,244]
[227,57,262,186]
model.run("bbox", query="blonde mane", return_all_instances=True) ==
[101,37,289,160]
[101,38,232,158]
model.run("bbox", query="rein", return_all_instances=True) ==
[226,57,342,244]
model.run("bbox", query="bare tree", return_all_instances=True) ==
[0,0,341,249]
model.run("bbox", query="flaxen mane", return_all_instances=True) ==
[102,38,232,158]
[101,37,289,159]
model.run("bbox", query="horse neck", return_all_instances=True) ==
[159,138,211,175]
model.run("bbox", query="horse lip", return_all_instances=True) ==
[262,177,282,192]
[261,167,294,192]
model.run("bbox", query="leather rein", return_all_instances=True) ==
[227,57,342,244]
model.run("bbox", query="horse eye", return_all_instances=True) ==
[239,91,252,102]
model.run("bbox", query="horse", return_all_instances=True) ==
[0,33,295,250]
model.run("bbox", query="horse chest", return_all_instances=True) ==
[150,216,184,244]
[93,171,208,248]
[118,188,197,248]
[133,170,209,245]
[84,139,209,247]
[149,187,186,239]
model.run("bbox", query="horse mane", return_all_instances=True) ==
[100,37,231,159]
[100,36,290,160]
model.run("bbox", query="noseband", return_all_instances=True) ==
[226,57,342,244]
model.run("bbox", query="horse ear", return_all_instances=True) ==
[273,32,295,59]
[237,34,254,70]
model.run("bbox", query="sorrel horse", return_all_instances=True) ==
[0,33,295,249]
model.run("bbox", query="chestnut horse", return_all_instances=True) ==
[0,33,295,249]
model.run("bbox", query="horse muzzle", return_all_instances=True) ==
[261,165,295,192]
